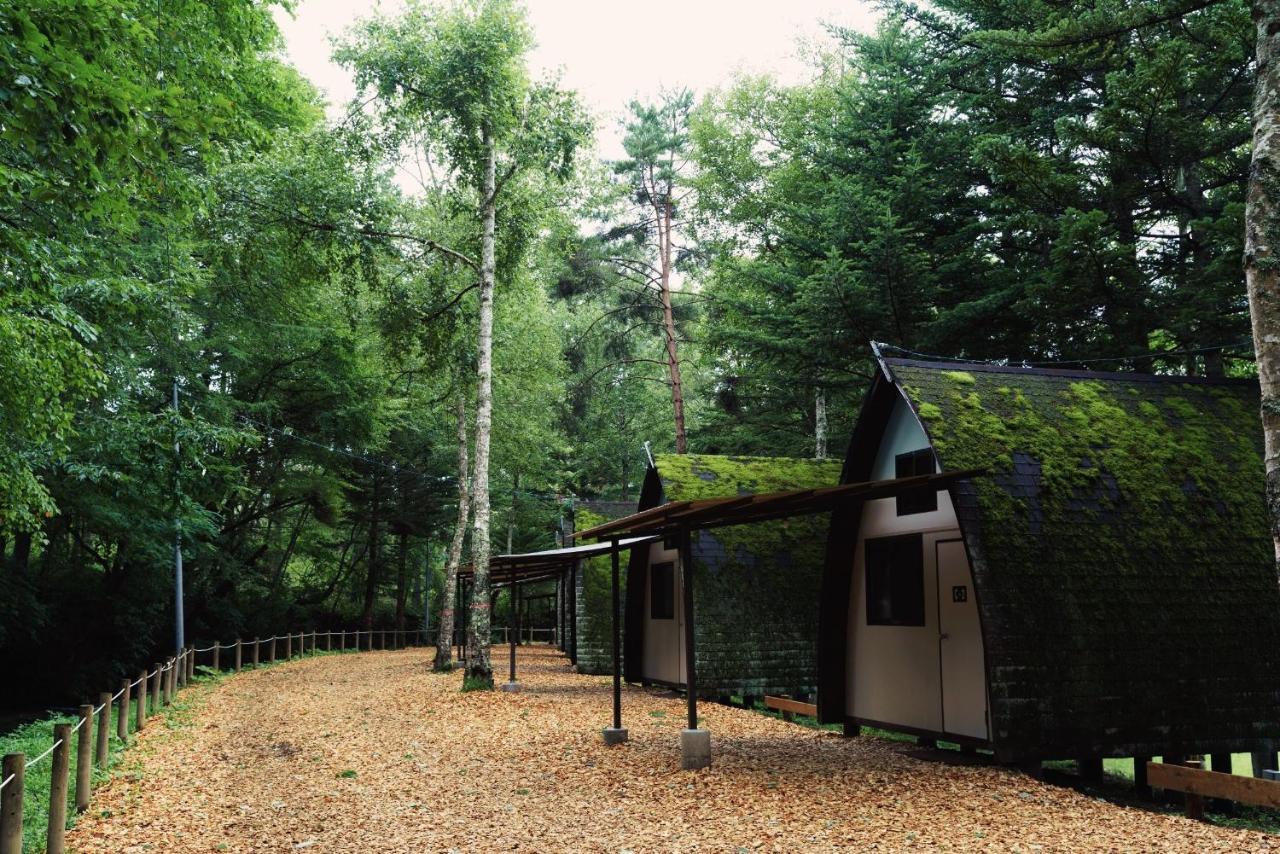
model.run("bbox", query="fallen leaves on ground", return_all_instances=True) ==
[67,646,1277,852]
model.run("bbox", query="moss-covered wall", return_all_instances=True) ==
[654,454,844,697]
[571,501,633,675]
[889,359,1280,758]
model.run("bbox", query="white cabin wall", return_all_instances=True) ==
[846,391,989,740]
[641,540,685,685]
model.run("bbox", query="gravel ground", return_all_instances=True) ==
[67,645,1277,852]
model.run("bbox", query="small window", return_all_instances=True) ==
[895,448,937,515]
[865,534,925,626]
[650,561,675,620]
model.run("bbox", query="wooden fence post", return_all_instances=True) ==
[269,636,276,663]
[252,637,260,668]
[235,639,242,672]
[0,752,24,854]
[117,680,130,741]
[176,651,185,689]
[46,724,70,854]
[136,671,148,731]
[212,642,221,672]
[380,629,386,650]
[187,647,195,682]
[75,705,92,812]
[150,664,160,715]
[162,661,171,705]
[285,633,292,660]
[95,692,111,768]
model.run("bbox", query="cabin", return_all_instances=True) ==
[816,353,1280,763]
[566,499,637,674]
[623,453,843,699]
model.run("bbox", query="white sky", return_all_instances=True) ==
[274,0,879,158]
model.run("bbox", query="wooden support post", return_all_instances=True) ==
[508,580,519,685]
[117,680,130,741]
[1184,759,1206,820]
[1078,756,1103,782]
[1134,756,1152,797]
[95,692,110,768]
[1,753,24,854]
[212,642,221,672]
[680,527,698,731]
[150,664,160,714]
[46,724,70,854]
[611,541,622,729]
[75,704,92,813]
[135,671,147,731]
[252,637,260,668]
[234,639,242,672]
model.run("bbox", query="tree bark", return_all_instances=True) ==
[394,529,408,632]
[360,470,381,631]
[655,193,688,453]
[467,125,498,686]
[434,392,470,671]
[1249,0,1280,563]
[815,388,828,459]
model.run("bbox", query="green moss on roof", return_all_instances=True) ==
[887,359,1280,756]
[653,453,843,501]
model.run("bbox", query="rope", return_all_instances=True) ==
[0,773,13,790]
[70,716,86,734]
[26,739,62,768]
[192,644,217,653]
[93,702,107,715]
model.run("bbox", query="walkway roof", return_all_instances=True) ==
[457,535,658,586]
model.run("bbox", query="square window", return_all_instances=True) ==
[895,448,937,515]
[650,561,675,620]
[865,534,925,626]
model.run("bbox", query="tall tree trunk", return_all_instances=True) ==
[815,388,828,459]
[466,127,497,686]
[1247,0,1280,563]
[394,530,408,632]
[434,393,470,671]
[656,194,688,453]
[360,471,381,631]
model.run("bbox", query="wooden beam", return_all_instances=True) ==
[1147,761,1280,810]
[764,696,817,717]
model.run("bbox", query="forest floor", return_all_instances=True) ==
[65,645,1277,852]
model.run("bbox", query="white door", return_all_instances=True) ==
[936,539,988,740]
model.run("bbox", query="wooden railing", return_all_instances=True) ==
[0,628,429,854]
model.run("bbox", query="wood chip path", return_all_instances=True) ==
[67,645,1276,852]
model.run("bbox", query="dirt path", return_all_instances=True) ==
[68,645,1275,852]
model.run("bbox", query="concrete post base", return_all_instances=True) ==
[602,726,629,745]
[680,728,711,770]
[500,681,521,693]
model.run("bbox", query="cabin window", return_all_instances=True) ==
[895,448,937,515]
[650,561,675,620]
[865,534,925,626]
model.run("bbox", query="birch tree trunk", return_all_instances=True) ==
[815,388,828,459]
[466,127,497,686]
[434,393,470,671]
[1247,0,1280,563]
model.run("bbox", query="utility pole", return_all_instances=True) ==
[173,379,185,654]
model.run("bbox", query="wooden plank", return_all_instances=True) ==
[764,696,817,717]
[1147,761,1280,809]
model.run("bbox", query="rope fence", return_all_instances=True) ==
[0,626,441,854]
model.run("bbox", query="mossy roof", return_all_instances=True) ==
[884,356,1280,756]
[652,454,844,502]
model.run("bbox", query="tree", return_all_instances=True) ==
[1246,0,1280,559]
[614,91,697,453]
[338,0,587,687]
[434,391,470,670]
